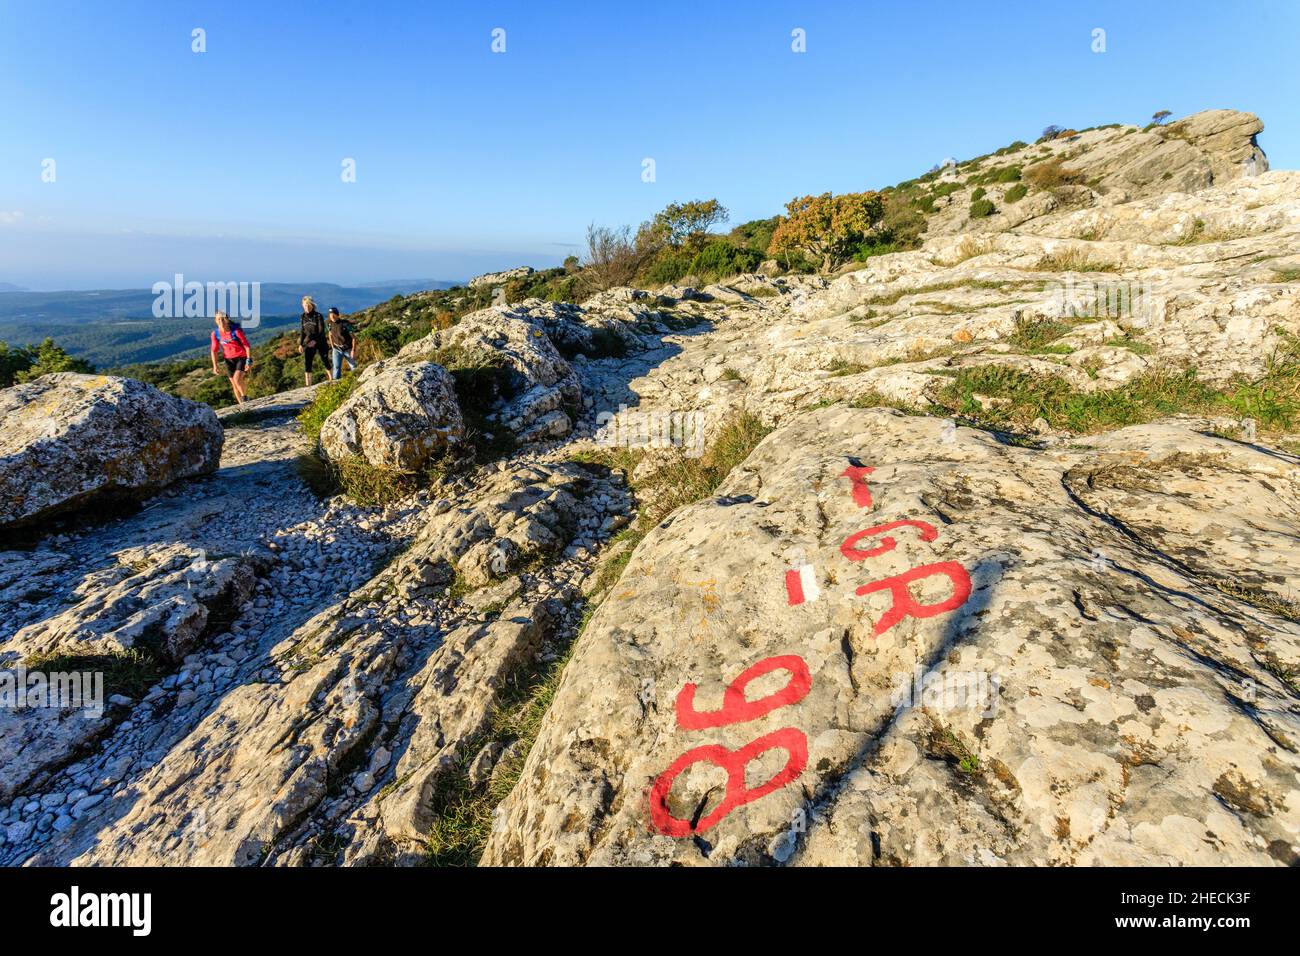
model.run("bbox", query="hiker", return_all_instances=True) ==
[299,295,331,385]
[327,307,357,380]
[210,310,253,403]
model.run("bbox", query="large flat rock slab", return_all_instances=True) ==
[484,407,1300,866]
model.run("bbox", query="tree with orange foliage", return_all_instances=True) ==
[767,191,884,271]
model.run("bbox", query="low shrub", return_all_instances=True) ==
[688,239,763,282]
[1034,249,1118,273]
[969,198,996,219]
[1024,158,1085,192]
[297,375,361,442]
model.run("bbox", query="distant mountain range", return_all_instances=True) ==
[0,279,459,368]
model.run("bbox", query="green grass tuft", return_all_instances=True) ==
[297,375,360,442]
[23,648,164,702]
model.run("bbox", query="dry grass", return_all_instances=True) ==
[1170,219,1256,246]
[942,236,993,266]
[1024,158,1085,192]
[1033,248,1119,273]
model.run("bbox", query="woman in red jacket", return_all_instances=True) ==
[210,311,253,404]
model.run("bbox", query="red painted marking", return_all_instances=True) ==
[785,567,806,606]
[649,727,808,836]
[676,654,811,730]
[840,465,875,509]
[840,519,939,561]
[856,560,973,637]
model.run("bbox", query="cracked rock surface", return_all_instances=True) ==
[485,409,1300,866]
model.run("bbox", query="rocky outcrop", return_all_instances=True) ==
[318,361,463,471]
[22,462,631,865]
[399,306,584,443]
[484,408,1300,866]
[578,169,1298,434]
[3,542,271,666]
[0,543,272,803]
[469,266,534,288]
[919,109,1269,237]
[0,374,222,531]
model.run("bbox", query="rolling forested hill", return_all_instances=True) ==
[0,280,457,367]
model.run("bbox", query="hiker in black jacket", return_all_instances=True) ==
[327,307,357,380]
[298,295,331,385]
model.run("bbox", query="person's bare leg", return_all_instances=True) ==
[232,370,246,403]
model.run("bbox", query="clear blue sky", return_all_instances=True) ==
[1,0,1295,289]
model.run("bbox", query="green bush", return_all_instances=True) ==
[969,198,996,219]
[357,322,403,357]
[638,249,692,286]
[995,165,1022,183]
[853,239,903,261]
[971,186,987,201]
[729,217,780,255]
[1004,183,1029,203]
[0,337,95,387]
[298,375,360,441]
[192,373,235,408]
[772,248,818,274]
[689,239,762,281]
[397,321,433,348]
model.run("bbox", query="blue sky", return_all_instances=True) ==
[1,0,1295,289]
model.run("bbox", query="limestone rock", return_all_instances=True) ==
[360,600,557,854]
[483,408,1300,866]
[399,306,582,443]
[915,110,1269,238]
[468,266,534,288]
[24,464,595,865]
[0,374,222,531]
[318,360,464,472]
[0,543,271,803]
[3,542,271,665]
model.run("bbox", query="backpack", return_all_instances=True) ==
[301,310,324,345]
[215,324,246,356]
[329,318,353,350]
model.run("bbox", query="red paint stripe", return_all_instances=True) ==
[841,465,875,509]
[785,568,805,605]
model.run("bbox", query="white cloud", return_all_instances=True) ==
[0,211,24,225]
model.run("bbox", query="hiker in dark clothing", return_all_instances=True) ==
[327,307,357,380]
[210,310,253,403]
[298,295,330,385]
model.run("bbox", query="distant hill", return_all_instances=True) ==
[0,280,459,367]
